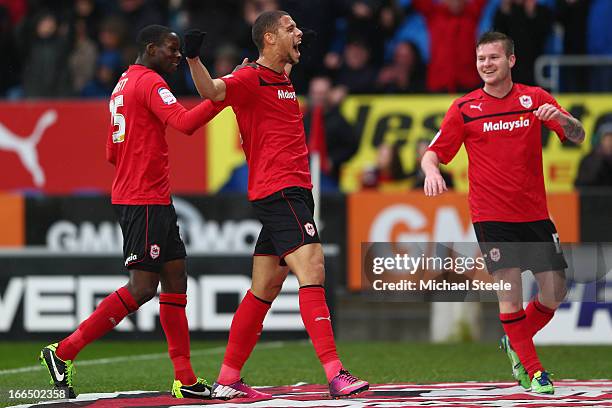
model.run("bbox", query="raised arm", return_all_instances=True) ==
[184,29,226,101]
[422,150,448,196]
[186,57,226,101]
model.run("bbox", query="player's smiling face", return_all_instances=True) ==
[276,15,302,65]
[476,41,515,86]
[153,33,182,74]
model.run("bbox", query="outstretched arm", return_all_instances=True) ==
[422,150,448,196]
[535,103,585,144]
[166,99,225,135]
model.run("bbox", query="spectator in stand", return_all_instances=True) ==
[68,18,98,95]
[376,40,425,93]
[117,0,165,42]
[303,76,359,190]
[181,0,243,66]
[116,0,165,64]
[78,16,127,97]
[70,0,102,46]
[494,0,553,86]
[413,0,487,93]
[556,0,591,92]
[334,38,378,94]
[281,0,344,93]
[344,1,385,64]
[0,0,26,26]
[81,52,123,97]
[235,0,280,62]
[212,44,241,77]
[21,10,72,97]
[586,0,612,92]
[361,142,405,189]
[362,138,454,190]
[575,124,612,188]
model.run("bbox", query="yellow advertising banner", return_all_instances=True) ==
[347,191,579,291]
[205,94,612,193]
[339,94,612,192]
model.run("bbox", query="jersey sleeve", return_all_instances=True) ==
[106,98,117,165]
[106,123,117,165]
[427,101,465,164]
[538,88,570,142]
[219,68,257,107]
[141,73,225,134]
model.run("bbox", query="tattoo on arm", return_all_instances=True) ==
[562,116,585,144]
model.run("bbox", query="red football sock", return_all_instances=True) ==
[299,286,341,382]
[500,310,544,378]
[57,286,138,361]
[159,293,197,385]
[217,290,271,384]
[525,298,555,337]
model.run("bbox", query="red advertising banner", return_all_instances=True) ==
[0,100,208,194]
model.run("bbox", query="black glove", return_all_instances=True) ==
[183,29,206,59]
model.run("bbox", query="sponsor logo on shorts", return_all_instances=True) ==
[489,248,501,262]
[304,222,316,237]
[150,244,160,259]
[124,253,138,266]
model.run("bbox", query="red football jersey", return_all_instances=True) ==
[107,64,222,205]
[218,63,312,200]
[428,83,568,222]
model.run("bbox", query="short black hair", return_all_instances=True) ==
[136,24,173,56]
[252,10,289,52]
[477,31,514,56]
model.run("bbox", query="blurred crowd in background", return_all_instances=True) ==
[1,0,611,100]
[1,0,611,192]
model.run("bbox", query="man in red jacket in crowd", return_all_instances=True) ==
[413,0,487,93]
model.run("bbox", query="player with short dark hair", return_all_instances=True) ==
[39,24,223,399]
[183,11,369,400]
[422,31,585,394]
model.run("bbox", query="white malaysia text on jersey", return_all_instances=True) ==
[482,117,530,132]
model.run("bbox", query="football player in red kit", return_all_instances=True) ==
[183,10,369,400]
[40,25,223,399]
[422,31,585,394]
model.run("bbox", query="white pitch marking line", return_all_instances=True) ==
[0,341,286,376]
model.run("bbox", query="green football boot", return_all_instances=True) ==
[172,377,212,399]
[531,370,554,394]
[39,343,76,398]
[499,335,531,389]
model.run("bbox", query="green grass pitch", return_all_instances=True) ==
[0,341,610,406]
